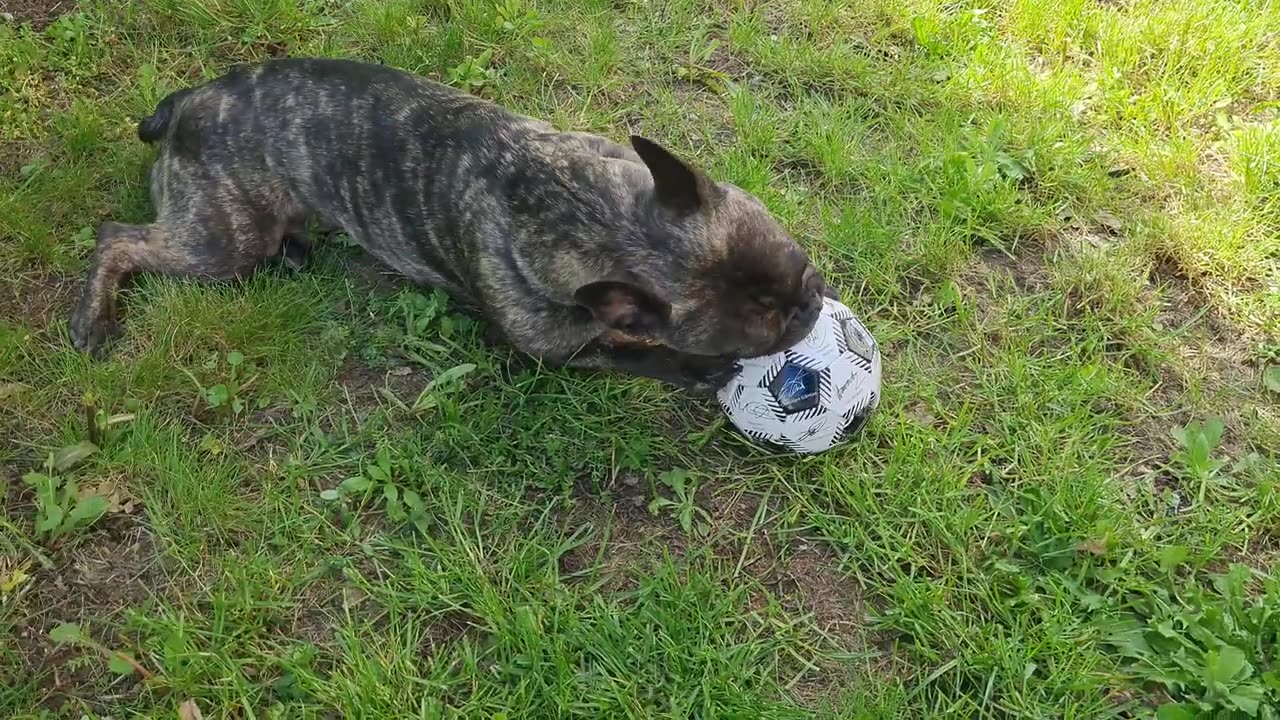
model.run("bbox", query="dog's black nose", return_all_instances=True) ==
[785,296,821,335]
[801,263,825,299]
[791,268,824,325]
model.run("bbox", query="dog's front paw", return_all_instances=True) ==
[481,322,508,348]
[678,357,742,397]
[68,307,118,359]
[280,233,312,271]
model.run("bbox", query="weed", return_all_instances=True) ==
[22,463,108,543]
[322,446,431,535]
[493,0,544,37]
[385,288,465,366]
[183,350,258,416]
[648,469,708,536]
[48,623,154,680]
[81,392,136,446]
[674,28,729,93]
[404,363,476,415]
[1106,565,1279,717]
[1170,418,1228,505]
[446,48,496,92]
[935,117,1033,249]
[1264,366,1280,395]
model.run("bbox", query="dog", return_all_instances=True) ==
[69,58,831,395]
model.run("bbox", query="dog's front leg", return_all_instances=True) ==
[565,340,740,397]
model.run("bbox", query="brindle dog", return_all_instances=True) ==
[70,58,831,395]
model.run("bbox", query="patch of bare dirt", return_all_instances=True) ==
[1,0,75,29]
[6,504,166,708]
[0,266,81,334]
[1139,252,1273,453]
[772,155,826,189]
[287,572,477,653]
[703,490,866,644]
[1017,228,1274,495]
[705,40,749,82]
[558,497,686,592]
[0,139,42,180]
[955,246,1054,359]
[967,245,1049,294]
[284,548,479,680]
[334,360,432,419]
[773,541,864,639]
[1149,264,1261,389]
[0,267,82,460]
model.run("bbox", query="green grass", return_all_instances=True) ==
[2,0,1279,716]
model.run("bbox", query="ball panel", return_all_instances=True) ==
[838,396,877,439]
[845,351,874,375]
[729,391,789,435]
[788,313,841,369]
[824,297,855,321]
[767,363,822,414]
[818,365,837,406]
[718,382,747,415]
[777,436,814,454]
[783,405,826,423]
[781,408,845,452]
[733,352,786,390]
[822,359,855,406]
[839,317,877,363]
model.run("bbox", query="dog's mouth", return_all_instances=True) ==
[758,295,822,356]
[747,327,815,359]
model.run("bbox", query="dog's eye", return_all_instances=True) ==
[751,294,778,310]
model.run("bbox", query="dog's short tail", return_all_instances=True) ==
[137,88,192,144]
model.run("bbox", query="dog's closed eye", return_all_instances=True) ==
[750,294,778,310]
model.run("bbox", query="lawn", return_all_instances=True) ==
[2,0,1278,716]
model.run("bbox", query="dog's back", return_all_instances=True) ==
[135,58,566,300]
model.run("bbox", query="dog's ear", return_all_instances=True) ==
[574,280,671,337]
[630,135,721,214]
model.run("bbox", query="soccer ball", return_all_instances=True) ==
[717,298,881,454]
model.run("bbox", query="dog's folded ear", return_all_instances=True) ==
[574,280,671,337]
[630,135,722,214]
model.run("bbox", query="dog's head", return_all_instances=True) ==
[574,136,827,360]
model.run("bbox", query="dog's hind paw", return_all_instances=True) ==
[68,309,119,359]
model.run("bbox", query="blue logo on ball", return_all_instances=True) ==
[769,364,820,414]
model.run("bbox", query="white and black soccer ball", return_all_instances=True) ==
[717,298,881,454]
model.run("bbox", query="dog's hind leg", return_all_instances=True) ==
[68,216,277,356]
[69,223,162,356]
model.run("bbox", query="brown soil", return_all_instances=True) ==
[0,266,81,336]
[5,492,165,709]
[0,263,84,488]
[0,139,41,181]
[334,359,435,420]
[970,245,1049,293]
[2,0,76,29]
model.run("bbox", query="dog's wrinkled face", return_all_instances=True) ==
[574,136,826,360]
[668,187,826,358]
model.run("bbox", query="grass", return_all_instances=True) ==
[1,0,1278,716]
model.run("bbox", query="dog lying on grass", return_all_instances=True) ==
[70,58,830,395]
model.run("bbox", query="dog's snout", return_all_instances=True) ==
[785,292,822,333]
